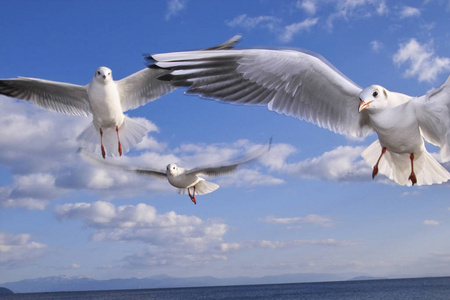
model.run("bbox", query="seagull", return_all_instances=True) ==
[79,138,271,204]
[148,47,450,186]
[0,36,241,158]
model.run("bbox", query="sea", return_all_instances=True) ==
[2,277,450,300]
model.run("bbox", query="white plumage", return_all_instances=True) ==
[149,48,450,186]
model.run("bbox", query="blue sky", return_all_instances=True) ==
[1,0,450,283]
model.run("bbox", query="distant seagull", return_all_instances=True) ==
[79,138,271,204]
[148,47,450,186]
[0,36,241,158]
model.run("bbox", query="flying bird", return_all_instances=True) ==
[148,47,450,186]
[0,36,241,158]
[79,138,271,204]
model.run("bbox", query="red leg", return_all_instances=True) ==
[408,153,417,185]
[188,187,197,205]
[372,147,387,179]
[100,128,106,159]
[116,125,122,156]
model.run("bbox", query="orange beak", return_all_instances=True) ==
[359,101,372,112]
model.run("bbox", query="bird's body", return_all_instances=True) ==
[149,48,450,186]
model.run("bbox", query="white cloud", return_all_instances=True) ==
[281,18,319,42]
[217,168,284,188]
[165,0,187,20]
[263,214,334,227]
[0,232,47,266]
[226,14,281,30]
[393,39,450,82]
[399,6,421,19]
[221,238,358,253]
[423,220,439,226]
[283,146,370,182]
[298,0,317,15]
[0,173,67,210]
[371,40,383,53]
[327,0,388,29]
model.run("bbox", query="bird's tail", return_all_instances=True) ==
[177,179,219,196]
[361,139,450,186]
[76,116,148,157]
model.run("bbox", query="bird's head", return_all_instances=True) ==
[359,85,388,113]
[166,163,180,176]
[94,66,113,83]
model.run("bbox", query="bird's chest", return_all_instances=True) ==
[369,108,423,153]
[168,174,199,188]
[88,83,123,126]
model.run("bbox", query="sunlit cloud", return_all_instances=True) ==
[423,220,439,226]
[0,232,47,266]
[393,38,450,82]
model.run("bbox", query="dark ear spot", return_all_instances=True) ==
[383,88,388,98]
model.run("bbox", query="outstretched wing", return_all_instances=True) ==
[415,75,450,162]
[186,138,271,177]
[150,48,372,138]
[79,149,168,180]
[0,77,91,116]
[116,67,177,112]
[117,35,242,112]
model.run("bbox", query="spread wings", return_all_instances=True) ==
[150,48,372,138]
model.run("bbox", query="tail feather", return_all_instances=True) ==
[77,116,148,157]
[177,179,219,196]
[362,140,450,186]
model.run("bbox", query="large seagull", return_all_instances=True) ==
[149,46,450,186]
[0,36,240,158]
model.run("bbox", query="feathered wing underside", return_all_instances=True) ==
[361,140,450,186]
[117,68,177,112]
[0,77,91,116]
[415,75,450,162]
[77,116,149,157]
[177,179,219,195]
[186,138,271,177]
[117,35,243,112]
[151,49,371,138]
[79,148,168,180]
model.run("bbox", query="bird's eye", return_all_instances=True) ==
[373,91,378,97]
[108,72,111,76]
[172,166,176,169]
[97,71,101,75]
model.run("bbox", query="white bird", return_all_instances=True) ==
[79,138,271,204]
[148,48,450,186]
[0,36,241,158]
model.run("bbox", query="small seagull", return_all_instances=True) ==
[79,138,271,204]
[0,36,241,158]
[148,46,450,186]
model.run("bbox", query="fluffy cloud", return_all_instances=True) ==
[263,145,371,183]
[226,14,281,30]
[423,220,440,226]
[393,39,450,82]
[0,98,279,209]
[0,232,47,266]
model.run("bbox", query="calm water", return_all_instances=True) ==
[2,277,450,300]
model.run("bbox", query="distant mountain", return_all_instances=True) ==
[1,273,348,293]
[349,276,388,281]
